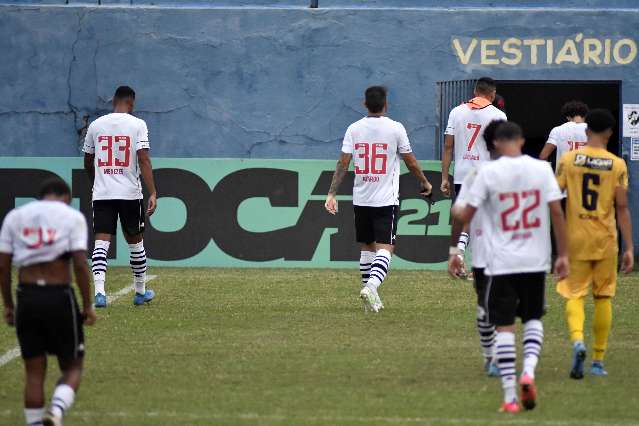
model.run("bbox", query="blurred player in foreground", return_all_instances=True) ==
[449,119,505,377]
[0,179,96,426]
[556,109,634,379]
[451,121,569,413]
[83,86,157,308]
[325,86,432,312]
[441,77,507,275]
[539,101,589,167]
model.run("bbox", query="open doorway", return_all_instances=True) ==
[496,80,621,168]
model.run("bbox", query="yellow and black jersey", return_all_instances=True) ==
[556,146,628,261]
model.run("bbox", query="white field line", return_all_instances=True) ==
[0,410,636,426]
[0,274,157,368]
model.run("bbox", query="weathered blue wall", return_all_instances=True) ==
[2,1,639,244]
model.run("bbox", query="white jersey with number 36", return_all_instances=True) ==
[341,116,413,207]
[466,155,563,275]
[445,101,506,184]
[83,113,150,201]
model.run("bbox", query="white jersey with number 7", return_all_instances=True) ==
[445,99,507,184]
[82,113,150,201]
[465,155,563,275]
[341,116,413,207]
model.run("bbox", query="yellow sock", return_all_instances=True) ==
[593,297,612,362]
[565,298,585,343]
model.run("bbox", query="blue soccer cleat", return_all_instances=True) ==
[95,293,107,308]
[591,361,608,376]
[133,289,155,306]
[570,342,587,379]
[485,360,500,377]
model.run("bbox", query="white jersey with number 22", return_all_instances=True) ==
[341,116,413,207]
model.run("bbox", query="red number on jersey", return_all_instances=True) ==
[567,141,586,151]
[354,143,388,175]
[114,136,131,167]
[97,135,131,168]
[466,123,482,151]
[499,190,542,231]
[97,136,113,167]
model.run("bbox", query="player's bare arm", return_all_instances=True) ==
[0,252,13,325]
[325,152,352,215]
[615,186,634,273]
[84,152,95,185]
[549,200,569,279]
[448,204,476,276]
[401,153,432,196]
[138,148,158,216]
[441,134,454,196]
[72,250,96,326]
[539,143,556,161]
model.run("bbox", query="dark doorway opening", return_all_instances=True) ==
[496,80,621,168]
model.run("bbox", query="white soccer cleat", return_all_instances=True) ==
[42,410,62,426]
[359,286,379,313]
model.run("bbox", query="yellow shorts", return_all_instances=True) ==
[556,256,617,299]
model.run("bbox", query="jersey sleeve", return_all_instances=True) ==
[341,125,354,154]
[69,212,88,252]
[82,122,96,154]
[546,126,561,146]
[544,163,563,202]
[0,211,16,254]
[444,107,457,136]
[615,158,629,189]
[397,123,413,154]
[136,120,150,151]
[466,167,490,209]
[556,154,568,191]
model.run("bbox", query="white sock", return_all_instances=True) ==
[457,232,470,252]
[92,240,110,296]
[522,320,544,379]
[366,249,392,290]
[50,384,75,418]
[495,331,517,403]
[128,242,147,294]
[359,251,375,288]
[24,407,44,425]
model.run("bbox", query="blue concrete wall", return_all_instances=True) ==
[2,1,639,244]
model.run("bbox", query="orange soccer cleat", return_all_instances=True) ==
[519,374,537,411]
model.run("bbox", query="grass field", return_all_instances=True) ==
[1,267,638,425]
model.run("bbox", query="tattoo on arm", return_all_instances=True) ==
[328,160,348,196]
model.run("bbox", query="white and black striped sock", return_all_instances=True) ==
[457,232,470,252]
[91,240,110,295]
[50,384,75,418]
[367,249,392,290]
[477,305,496,361]
[495,331,517,403]
[24,407,44,426]
[522,320,544,378]
[129,242,147,294]
[359,251,375,288]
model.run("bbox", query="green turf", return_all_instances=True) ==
[1,268,638,425]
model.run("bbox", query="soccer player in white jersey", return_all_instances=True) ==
[539,101,589,167]
[449,119,505,378]
[441,77,507,273]
[0,179,96,426]
[325,86,432,312]
[451,122,569,414]
[83,86,157,308]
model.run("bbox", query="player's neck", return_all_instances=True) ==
[112,105,130,114]
[570,116,585,123]
[367,113,385,118]
[587,138,608,149]
[500,147,522,157]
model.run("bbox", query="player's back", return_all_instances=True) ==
[548,121,587,164]
[471,155,561,275]
[83,113,149,201]
[346,116,411,207]
[0,200,86,268]
[446,100,507,183]
[557,146,627,260]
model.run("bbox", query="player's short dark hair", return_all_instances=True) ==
[475,77,496,95]
[586,109,616,133]
[113,85,136,102]
[493,121,523,142]
[483,119,507,152]
[365,86,387,114]
[38,178,71,199]
[561,100,589,119]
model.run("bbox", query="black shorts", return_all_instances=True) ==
[486,272,546,326]
[93,199,145,236]
[453,184,462,202]
[472,267,488,308]
[16,284,85,360]
[354,205,399,245]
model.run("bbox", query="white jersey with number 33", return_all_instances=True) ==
[466,155,563,275]
[83,113,150,201]
[341,116,413,207]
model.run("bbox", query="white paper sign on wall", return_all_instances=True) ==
[623,104,639,137]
